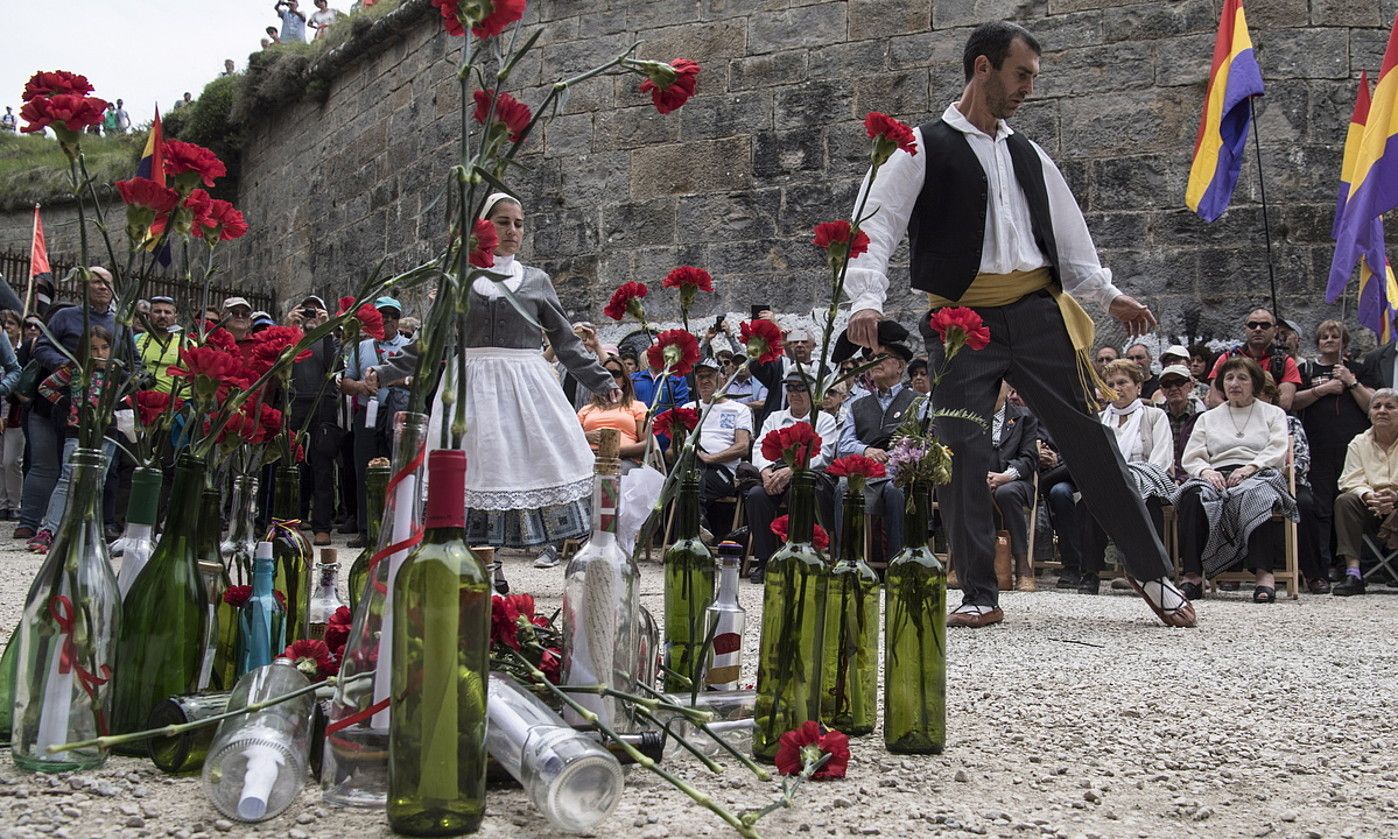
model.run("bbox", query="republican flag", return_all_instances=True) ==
[136,108,172,267]
[28,204,54,317]
[1184,0,1265,222]
[1329,16,1398,303]
[1326,71,1389,305]
[1356,257,1398,342]
[1333,71,1372,240]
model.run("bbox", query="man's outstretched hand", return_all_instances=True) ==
[1108,294,1157,338]
[848,308,883,349]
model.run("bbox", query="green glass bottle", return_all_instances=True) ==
[822,486,879,736]
[752,470,828,762]
[388,450,490,836]
[196,488,231,692]
[348,458,390,614]
[0,625,17,741]
[883,484,946,754]
[661,469,715,693]
[110,453,209,755]
[268,466,312,642]
[146,691,230,774]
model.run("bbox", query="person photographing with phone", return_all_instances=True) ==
[339,296,408,547]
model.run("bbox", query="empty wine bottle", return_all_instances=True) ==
[114,467,162,599]
[307,550,346,641]
[267,466,311,641]
[704,542,747,691]
[661,469,715,692]
[347,458,389,613]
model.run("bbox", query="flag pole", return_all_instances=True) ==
[1248,98,1281,320]
[23,203,38,320]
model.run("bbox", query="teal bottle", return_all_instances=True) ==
[236,542,287,678]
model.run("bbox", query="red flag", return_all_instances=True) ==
[26,204,54,317]
[30,204,49,277]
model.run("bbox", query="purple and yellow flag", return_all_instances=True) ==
[1356,257,1398,342]
[136,108,172,266]
[1330,16,1398,303]
[1326,71,1389,308]
[1185,0,1265,222]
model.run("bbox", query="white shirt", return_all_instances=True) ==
[685,399,753,473]
[751,407,839,472]
[844,103,1123,316]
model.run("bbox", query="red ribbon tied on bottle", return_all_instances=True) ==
[48,595,112,735]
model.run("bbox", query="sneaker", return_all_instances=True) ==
[12,525,34,540]
[27,529,53,553]
[1332,575,1366,597]
[533,545,561,569]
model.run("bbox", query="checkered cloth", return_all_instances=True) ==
[1126,461,1175,503]
[1172,468,1298,577]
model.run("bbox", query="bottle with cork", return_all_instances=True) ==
[306,549,346,641]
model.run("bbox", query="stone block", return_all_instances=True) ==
[630,137,753,199]
[730,51,810,91]
[626,0,703,30]
[753,129,825,178]
[1148,206,1264,248]
[1102,0,1214,43]
[1312,0,1380,27]
[1081,211,1149,249]
[594,105,682,151]
[774,81,854,129]
[853,71,929,119]
[540,0,610,22]
[824,118,881,167]
[701,0,787,20]
[678,91,774,141]
[748,4,848,55]
[546,33,635,76]
[1012,100,1060,155]
[1278,203,1337,244]
[1250,82,1308,147]
[934,0,1049,28]
[700,237,796,278]
[544,112,595,157]
[637,19,748,66]
[554,151,633,211]
[677,188,783,240]
[1036,42,1154,98]
[1105,247,1197,301]
[1256,28,1349,79]
[602,197,678,247]
[1028,11,1107,51]
[807,40,890,80]
[779,180,863,237]
[1245,0,1310,28]
[1047,0,1140,15]
[928,62,968,110]
[888,27,972,70]
[533,206,600,257]
[1310,79,1361,145]
[1060,88,1197,155]
[1152,33,1214,87]
[849,0,931,40]
[1351,28,1389,75]
[1089,154,1186,211]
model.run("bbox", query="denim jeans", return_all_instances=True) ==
[40,436,117,534]
[17,410,62,530]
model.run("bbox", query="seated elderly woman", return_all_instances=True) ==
[1174,356,1297,603]
[1078,360,1174,595]
[1331,388,1398,596]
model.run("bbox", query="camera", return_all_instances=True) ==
[713,315,725,330]
[301,307,318,319]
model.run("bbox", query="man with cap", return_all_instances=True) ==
[1158,363,1202,484]
[1151,344,1190,406]
[136,296,183,394]
[288,296,340,545]
[835,322,919,560]
[746,368,839,582]
[843,20,1194,628]
[751,321,829,428]
[219,296,257,362]
[1124,342,1159,400]
[250,311,275,333]
[684,358,754,537]
[339,296,408,547]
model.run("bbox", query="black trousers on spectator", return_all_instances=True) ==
[1041,472,1082,573]
[1175,480,1284,575]
[699,464,737,536]
[1295,483,1327,581]
[294,414,336,534]
[990,477,1035,559]
[353,412,391,534]
[1083,497,1165,574]
[745,474,838,568]
[1307,445,1346,569]
[336,421,357,529]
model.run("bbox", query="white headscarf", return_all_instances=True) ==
[1101,398,1145,462]
[473,192,524,299]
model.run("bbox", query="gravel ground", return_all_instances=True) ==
[0,534,1396,839]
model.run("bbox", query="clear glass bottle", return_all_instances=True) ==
[704,541,747,691]
[197,488,228,692]
[388,449,491,836]
[221,474,260,587]
[347,458,390,613]
[752,470,827,762]
[635,605,658,696]
[884,484,946,754]
[115,467,162,599]
[147,691,231,774]
[321,410,429,808]
[658,689,756,759]
[487,672,624,834]
[561,429,640,732]
[203,659,314,822]
[236,542,287,679]
[110,452,207,755]
[661,470,715,692]
[12,448,121,771]
[267,466,311,641]
[307,550,346,641]
[822,484,880,736]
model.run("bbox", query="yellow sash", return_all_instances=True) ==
[928,267,1114,408]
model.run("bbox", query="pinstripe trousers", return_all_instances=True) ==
[925,290,1173,607]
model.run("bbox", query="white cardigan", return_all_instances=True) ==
[1099,402,1174,474]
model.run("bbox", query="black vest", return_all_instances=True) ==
[909,119,1061,302]
[851,388,919,451]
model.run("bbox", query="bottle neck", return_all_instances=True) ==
[903,483,931,546]
[165,457,207,537]
[364,468,389,544]
[252,559,275,596]
[423,450,466,530]
[840,486,864,563]
[126,467,163,528]
[272,467,300,521]
[674,476,701,540]
[198,489,222,553]
[715,556,741,604]
[786,472,816,544]
[315,563,338,591]
[229,475,260,539]
[592,469,620,537]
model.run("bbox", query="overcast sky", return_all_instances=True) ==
[2,1,286,119]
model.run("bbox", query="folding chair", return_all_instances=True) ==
[1360,534,1398,586]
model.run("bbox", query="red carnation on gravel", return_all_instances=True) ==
[163,140,227,190]
[770,515,831,552]
[468,218,498,269]
[653,406,700,438]
[827,454,886,481]
[774,720,850,780]
[473,89,532,144]
[739,319,783,364]
[646,329,701,376]
[865,111,918,164]
[338,296,386,340]
[603,281,648,322]
[638,58,701,115]
[761,423,823,470]
[283,639,337,680]
[929,306,990,354]
[812,220,870,269]
[491,593,550,651]
[21,93,108,136]
[23,70,94,102]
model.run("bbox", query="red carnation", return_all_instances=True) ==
[539,647,562,684]
[739,319,783,364]
[774,720,850,780]
[431,0,525,38]
[204,327,237,353]
[251,325,311,373]
[324,605,353,660]
[21,93,108,137]
[469,218,498,269]
[662,265,713,311]
[115,177,181,242]
[929,306,990,355]
[761,422,822,470]
[133,389,173,428]
[472,89,532,144]
[490,593,548,651]
[865,111,918,165]
[198,198,248,243]
[222,586,252,608]
[282,639,338,680]
[338,296,386,341]
[653,406,700,439]
[812,220,870,270]
[22,70,94,102]
[646,329,701,377]
[169,345,242,399]
[603,281,648,322]
[827,454,886,481]
[638,58,701,115]
[164,140,227,190]
[770,515,831,552]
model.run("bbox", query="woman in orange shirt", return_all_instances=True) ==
[578,356,648,470]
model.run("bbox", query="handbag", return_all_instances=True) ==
[12,360,42,401]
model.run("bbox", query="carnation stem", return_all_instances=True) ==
[632,706,724,774]
[635,681,772,782]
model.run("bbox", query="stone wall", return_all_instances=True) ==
[33,0,1398,347]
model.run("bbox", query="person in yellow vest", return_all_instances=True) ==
[135,295,184,393]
